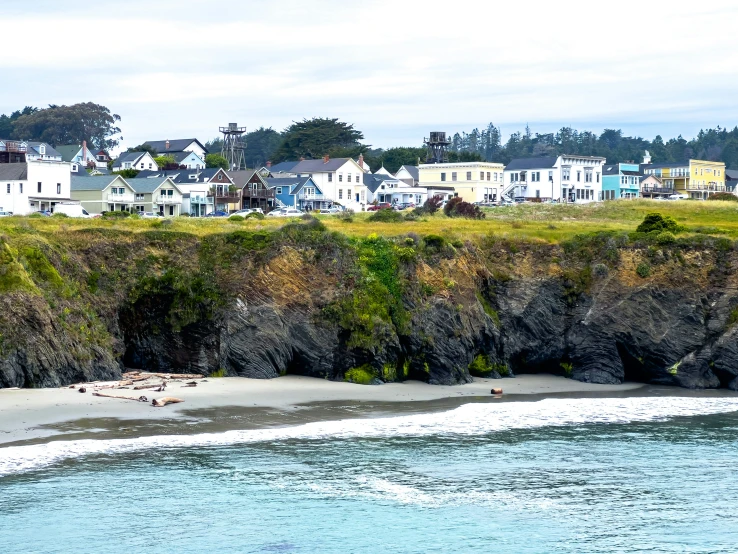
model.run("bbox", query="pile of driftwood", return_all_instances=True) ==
[68,371,207,407]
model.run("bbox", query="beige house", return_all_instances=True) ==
[70,175,135,214]
[418,161,505,203]
[126,177,183,216]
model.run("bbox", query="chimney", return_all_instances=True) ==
[165,140,170,151]
[82,140,87,162]
[358,153,364,169]
[323,154,329,163]
[266,161,272,168]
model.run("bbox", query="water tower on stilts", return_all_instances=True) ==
[220,123,247,171]
[423,132,451,164]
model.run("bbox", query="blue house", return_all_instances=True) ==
[602,163,641,199]
[265,176,330,211]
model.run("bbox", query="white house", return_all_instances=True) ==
[143,139,208,160]
[113,151,159,172]
[277,157,370,211]
[164,151,205,170]
[57,142,106,169]
[23,142,63,162]
[503,155,606,203]
[0,160,73,214]
[364,174,427,205]
[395,165,419,186]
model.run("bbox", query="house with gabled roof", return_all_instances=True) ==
[160,151,205,170]
[265,176,328,211]
[602,163,641,200]
[229,169,275,211]
[57,142,105,169]
[143,139,208,160]
[113,151,159,172]
[271,156,369,210]
[70,174,135,214]
[126,177,183,216]
[364,173,428,206]
[24,142,62,162]
[395,165,419,186]
[503,155,605,203]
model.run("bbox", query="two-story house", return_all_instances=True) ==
[641,159,726,199]
[0,160,73,214]
[271,157,369,210]
[364,173,428,205]
[503,155,606,203]
[266,176,328,211]
[126,177,183,216]
[113,151,159,172]
[70,175,136,214]
[143,138,208,160]
[23,142,63,162]
[229,170,275,212]
[418,161,505,203]
[57,141,107,169]
[395,165,419,186]
[602,163,641,200]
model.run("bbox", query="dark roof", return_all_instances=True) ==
[143,139,208,155]
[268,161,299,174]
[71,175,124,191]
[398,165,419,180]
[0,163,27,180]
[504,157,558,171]
[227,169,261,188]
[265,176,317,194]
[725,170,738,180]
[290,177,320,195]
[114,152,146,166]
[26,142,61,158]
[126,177,180,193]
[70,164,90,177]
[170,168,231,184]
[166,151,203,163]
[363,173,398,193]
[291,158,356,173]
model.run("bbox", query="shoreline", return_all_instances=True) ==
[0,374,733,447]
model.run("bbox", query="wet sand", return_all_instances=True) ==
[2,374,729,447]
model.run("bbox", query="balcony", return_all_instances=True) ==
[106,192,134,203]
[686,183,725,192]
[642,187,674,194]
[242,188,275,199]
[0,141,26,153]
[156,195,182,204]
[299,192,328,201]
[190,195,214,204]
[208,190,241,200]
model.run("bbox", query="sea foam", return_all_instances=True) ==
[1,396,737,477]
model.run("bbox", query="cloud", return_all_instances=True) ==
[2,0,737,150]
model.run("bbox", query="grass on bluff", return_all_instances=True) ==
[1,199,737,243]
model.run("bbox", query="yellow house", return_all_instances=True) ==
[643,160,726,199]
[418,162,505,203]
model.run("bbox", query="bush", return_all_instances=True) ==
[245,212,265,220]
[344,365,379,385]
[708,192,738,202]
[592,263,609,277]
[337,209,354,223]
[443,197,485,219]
[636,262,651,278]
[656,231,676,245]
[404,211,420,221]
[228,215,245,221]
[179,213,191,217]
[636,212,681,234]
[417,195,443,215]
[52,212,69,218]
[423,234,446,250]
[28,213,42,218]
[102,211,131,219]
[367,208,403,222]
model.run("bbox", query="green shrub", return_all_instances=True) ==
[560,362,573,377]
[344,365,378,385]
[228,215,245,221]
[102,211,131,219]
[368,208,404,223]
[337,209,354,222]
[179,213,191,217]
[707,192,738,202]
[209,368,227,378]
[28,213,42,218]
[423,234,446,250]
[52,212,69,218]
[636,262,651,278]
[245,212,265,220]
[636,212,681,234]
[656,231,676,245]
[592,263,609,277]
[468,354,509,377]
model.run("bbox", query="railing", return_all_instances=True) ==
[0,141,26,153]
[299,193,327,201]
[242,188,274,198]
[190,195,213,204]
[156,195,182,204]
[642,187,674,194]
[209,191,241,199]
[106,193,134,202]
[686,183,725,191]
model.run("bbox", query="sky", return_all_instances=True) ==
[2,0,738,152]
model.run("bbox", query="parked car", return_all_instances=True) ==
[668,194,688,200]
[233,208,264,216]
[34,210,52,216]
[0,211,11,217]
[318,207,343,214]
[267,208,304,218]
[204,210,228,217]
[367,203,392,211]
[139,212,161,218]
[53,203,91,218]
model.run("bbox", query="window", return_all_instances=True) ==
[441,173,446,182]
[276,187,282,194]
[577,171,581,182]
[38,182,42,193]
[584,170,592,183]
[452,172,457,182]
[356,174,360,183]
[149,163,152,169]
[347,188,352,199]
[124,163,131,169]
[466,172,472,181]
[486,172,490,181]
[348,174,352,183]
[494,172,498,182]
[548,171,553,182]
[339,173,343,182]
[361,190,365,202]
[169,206,174,216]
[19,183,22,194]
[135,193,144,201]
[328,173,333,182]
[39,145,46,155]
[531,172,540,182]
[576,189,581,199]
[6,183,9,194]
[563,169,570,181]
[339,189,343,200]
[480,172,484,180]
[536,189,540,198]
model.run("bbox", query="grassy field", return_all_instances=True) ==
[1,199,737,243]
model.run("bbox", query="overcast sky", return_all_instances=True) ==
[3,0,737,152]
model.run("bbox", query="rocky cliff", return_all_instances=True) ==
[2,219,738,390]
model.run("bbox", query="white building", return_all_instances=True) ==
[273,157,369,211]
[418,161,505,203]
[364,174,428,205]
[503,155,606,203]
[112,151,159,172]
[0,160,73,214]
[143,139,208,160]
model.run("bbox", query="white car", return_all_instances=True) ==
[668,194,687,200]
[233,208,264,216]
[140,212,161,218]
[53,203,91,218]
[267,208,303,218]
[319,207,343,214]
[0,211,11,217]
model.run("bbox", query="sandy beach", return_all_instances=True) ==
[0,374,653,446]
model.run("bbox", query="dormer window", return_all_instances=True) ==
[218,174,222,181]
[71,164,78,172]
[39,145,46,155]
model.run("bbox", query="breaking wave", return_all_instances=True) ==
[1,396,737,477]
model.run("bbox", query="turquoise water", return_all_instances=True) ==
[1,397,738,553]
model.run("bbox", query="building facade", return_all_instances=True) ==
[418,162,504,203]
[503,155,605,203]
[0,160,73,214]
[126,177,183,216]
[602,163,641,199]
[641,160,726,199]
[70,175,135,214]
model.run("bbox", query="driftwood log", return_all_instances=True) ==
[491,388,503,395]
[152,397,184,407]
[93,392,148,402]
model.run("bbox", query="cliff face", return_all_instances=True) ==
[2,219,738,390]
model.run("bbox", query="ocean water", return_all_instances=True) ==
[1,396,738,553]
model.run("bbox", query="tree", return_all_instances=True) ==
[127,143,157,155]
[272,118,364,162]
[113,168,139,178]
[12,102,122,149]
[0,106,38,139]
[243,127,283,168]
[367,147,426,173]
[154,155,178,170]
[205,153,229,169]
